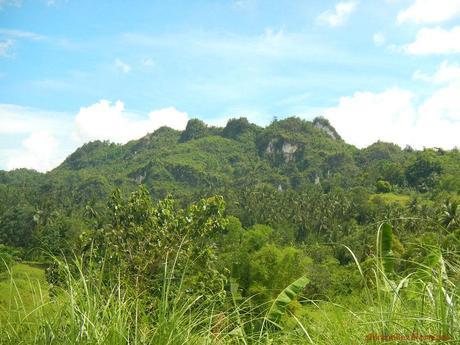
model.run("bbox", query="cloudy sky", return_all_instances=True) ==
[1,0,459,171]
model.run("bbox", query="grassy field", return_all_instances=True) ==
[0,263,49,314]
[0,250,458,344]
[1,222,459,344]
[370,192,412,206]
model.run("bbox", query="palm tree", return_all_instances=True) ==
[440,199,459,231]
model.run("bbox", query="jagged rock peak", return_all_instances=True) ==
[312,116,341,140]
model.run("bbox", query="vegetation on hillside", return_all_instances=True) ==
[1,117,459,343]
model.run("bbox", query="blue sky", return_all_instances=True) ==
[1,0,460,171]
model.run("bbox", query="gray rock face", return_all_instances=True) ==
[266,139,276,154]
[266,139,299,162]
[135,172,146,184]
[314,122,337,140]
[282,142,298,162]
[314,174,320,185]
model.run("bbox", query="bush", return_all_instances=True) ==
[0,244,22,272]
[376,180,391,193]
[78,186,229,303]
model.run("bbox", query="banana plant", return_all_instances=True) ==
[379,223,394,275]
[262,275,310,332]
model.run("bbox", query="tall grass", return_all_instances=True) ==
[1,227,459,344]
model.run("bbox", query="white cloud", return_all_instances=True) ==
[373,32,386,46]
[0,28,65,72]
[73,100,188,144]
[6,132,62,171]
[418,83,460,123]
[0,103,70,134]
[115,58,132,73]
[412,69,430,82]
[0,104,73,171]
[324,84,460,149]
[147,107,189,131]
[324,88,417,148]
[397,0,460,24]
[121,29,338,62]
[233,0,256,10]
[412,62,460,138]
[0,39,13,57]
[317,1,358,27]
[0,29,47,59]
[413,60,460,84]
[1,101,189,171]
[404,26,460,54]
[415,84,460,149]
[0,29,45,40]
[0,0,22,9]
[142,57,154,66]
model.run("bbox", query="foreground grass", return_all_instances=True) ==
[0,263,49,316]
[0,250,459,344]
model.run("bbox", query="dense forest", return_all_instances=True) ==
[1,116,460,344]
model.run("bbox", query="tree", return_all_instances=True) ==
[440,199,459,231]
[0,205,35,248]
[405,155,442,191]
[179,119,209,142]
[376,180,391,193]
[222,117,252,139]
[79,186,228,300]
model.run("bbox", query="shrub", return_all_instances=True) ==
[78,186,228,303]
[376,180,391,193]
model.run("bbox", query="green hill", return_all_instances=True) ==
[0,116,459,251]
[1,116,460,344]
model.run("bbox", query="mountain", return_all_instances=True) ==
[52,116,357,197]
[1,116,459,250]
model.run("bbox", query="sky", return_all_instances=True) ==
[0,0,459,172]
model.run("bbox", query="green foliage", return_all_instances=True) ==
[246,244,310,303]
[2,116,459,257]
[406,154,442,191]
[0,263,48,321]
[303,244,361,298]
[222,117,256,140]
[0,205,35,248]
[3,225,460,344]
[180,119,212,142]
[2,116,460,343]
[0,245,21,272]
[312,116,342,140]
[440,199,459,230]
[266,275,310,326]
[380,223,394,274]
[80,186,228,301]
[376,180,391,193]
[61,140,123,170]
